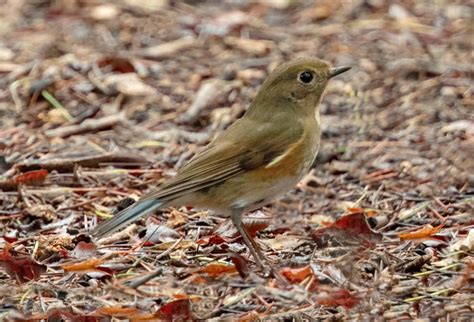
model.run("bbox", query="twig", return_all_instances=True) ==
[44,113,124,137]
[125,236,184,288]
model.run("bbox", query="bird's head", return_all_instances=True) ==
[250,57,350,118]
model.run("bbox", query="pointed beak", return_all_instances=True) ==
[329,66,351,78]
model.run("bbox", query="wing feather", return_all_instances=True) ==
[140,118,304,202]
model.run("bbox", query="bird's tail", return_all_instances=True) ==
[91,199,163,239]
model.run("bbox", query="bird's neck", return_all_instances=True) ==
[246,92,321,126]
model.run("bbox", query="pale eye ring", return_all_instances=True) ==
[298,71,314,84]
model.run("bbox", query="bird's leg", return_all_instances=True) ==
[230,209,290,287]
[231,209,268,270]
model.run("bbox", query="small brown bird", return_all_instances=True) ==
[92,57,350,277]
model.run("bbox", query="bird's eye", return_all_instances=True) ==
[298,71,314,84]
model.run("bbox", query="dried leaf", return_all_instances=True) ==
[0,243,46,283]
[154,299,193,321]
[102,73,157,96]
[166,209,188,228]
[61,258,109,275]
[261,234,306,251]
[144,220,180,244]
[36,234,73,258]
[224,37,271,55]
[449,229,474,252]
[230,253,250,279]
[90,4,120,21]
[14,169,48,185]
[398,223,444,240]
[213,219,238,240]
[95,306,141,317]
[3,235,18,243]
[212,211,271,241]
[199,262,237,277]
[332,212,374,235]
[317,288,359,309]
[243,211,272,236]
[280,265,313,283]
[199,11,248,36]
[70,241,97,259]
[141,36,195,59]
[312,212,382,248]
[25,308,99,321]
[98,56,135,73]
[182,79,227,123]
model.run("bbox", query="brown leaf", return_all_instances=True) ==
[312,212,382,248]
[243,211,272,236]
[317,288,359,309]
[22,308,99,321]
[98,56,135,73]
[280,265,313,283]
[0,243,46,283]
[213,211,271,241]
[154,299,194,321]
[230,253,250,279]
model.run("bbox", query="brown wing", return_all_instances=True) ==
[140,118,304,202]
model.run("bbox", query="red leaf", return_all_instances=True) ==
[3,235,18,243]
[196,234,226,246]
[317,288,359,309]
[230,253,250,279]
[0,243,46,283]
[14,169,48,185]
[70,241,97,259]
[312,212,382,248]
[280,266,313,283]
[332,212,373,235]
[208,234,227,245]
[155,299,193,321]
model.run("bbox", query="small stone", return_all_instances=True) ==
[440,86,456,96]
[90,4,120,20]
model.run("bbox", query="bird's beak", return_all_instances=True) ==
[328,66,351,78]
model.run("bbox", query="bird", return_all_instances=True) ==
[91,57,351,278]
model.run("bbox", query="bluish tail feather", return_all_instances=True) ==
[91,199,163,239]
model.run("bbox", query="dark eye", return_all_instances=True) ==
[299,71,313,84]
